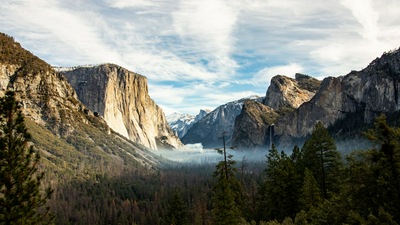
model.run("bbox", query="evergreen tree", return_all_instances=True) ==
[167,190,189,225]
[258,144,302,222]
[299,168,321,210]
[347,114,400,222]
[0,91,53,224]
[212,137,242,225]
[301,122,342,200]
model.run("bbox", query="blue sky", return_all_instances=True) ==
[1,0,400,115]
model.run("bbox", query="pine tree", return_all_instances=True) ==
[212,135,242,225]
[259,144,302,221]
[347,114,400,222]
[301,122,342,200]
[299,168,321,210]
[0,91,53,224]
[167,190,189,225]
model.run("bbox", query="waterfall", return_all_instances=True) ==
[269,124,274,149]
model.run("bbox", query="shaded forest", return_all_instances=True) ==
[36,115,399,225]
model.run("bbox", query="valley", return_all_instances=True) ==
[1,31,400,225]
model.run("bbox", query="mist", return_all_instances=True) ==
[158,143,269,164]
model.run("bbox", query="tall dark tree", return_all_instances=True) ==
[299,168,321,210]
[347,114,400,222]
[301,122,342,199]
[0,91,52,224]
[212,135,243,225]
[167,190,189,225]
[258,144,301,222]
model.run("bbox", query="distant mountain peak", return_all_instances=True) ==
[167,109,210,138]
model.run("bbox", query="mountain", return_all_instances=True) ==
[61,64,182,150]
[181,96,262,148]
[232,48,400,150]
[231,74,320,150]
[166,109,210,138]
[231,100,278,149]
[0,32,161,177]
[275,48,400,146]
[194,109,211,123]
[263,73,321,109]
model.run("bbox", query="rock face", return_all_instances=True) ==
[62,64,181,150]
[0,34,85,136]
[263,73,321,109]
[231,74,321,150]
[0,32,160,170]
[182,96,262,148]
[233,49,400,150]
[167,109,210,138]
[275,48,400,144]
[194,109,211,123]
[231,100,278,149]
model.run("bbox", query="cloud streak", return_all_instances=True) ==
[1,0,400,115]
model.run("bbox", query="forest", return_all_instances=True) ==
[45,116,400,225]
[37,121,400,225]
[1,88,400,224]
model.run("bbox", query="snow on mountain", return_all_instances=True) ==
[167,109,210,138]
[181,96,262,148]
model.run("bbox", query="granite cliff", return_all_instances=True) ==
[233,48,400,150]
[231,100,278,149]
[275,48,400,145]
[0,34,84,136]
[62,64,181,150]
[0,32,161,172]
[263,73,321,109]
[232,74,320,149]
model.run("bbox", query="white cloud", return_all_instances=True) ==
[250,63,304,86]
[172,0,239,75]
[1,0,400,114]
[148,81,261,115]
[340,0,379,41]
[104,0,157,8]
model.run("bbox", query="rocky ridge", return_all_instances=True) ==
[166,109,210,138]
[231,74,321,149]
[263,73,321,110]
[62,64,182,150]
[0,32,161,173]
[231,100,278,149]
[232,48,400,150]
[275,48,400,144]
[182,96,263,148]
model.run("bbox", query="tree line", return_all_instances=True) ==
[1,91,400,224]
[210,118,400,224]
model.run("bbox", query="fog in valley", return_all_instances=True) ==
[158,143,270,164]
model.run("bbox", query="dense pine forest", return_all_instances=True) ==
[4,101,400,224]
[45,115,400,225]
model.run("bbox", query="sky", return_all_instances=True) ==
[1,0,400,115]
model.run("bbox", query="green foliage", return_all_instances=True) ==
[301,122,342,199]
[167,190,189,225]
[258,144,302,222]
[0,91,53,224]
[346,114,400,221]
[212,148,243,225]
[299,168,321,210]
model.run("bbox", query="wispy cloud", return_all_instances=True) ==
[251,63,304,86]
[172,0,239,75]
[1,0,400,115]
